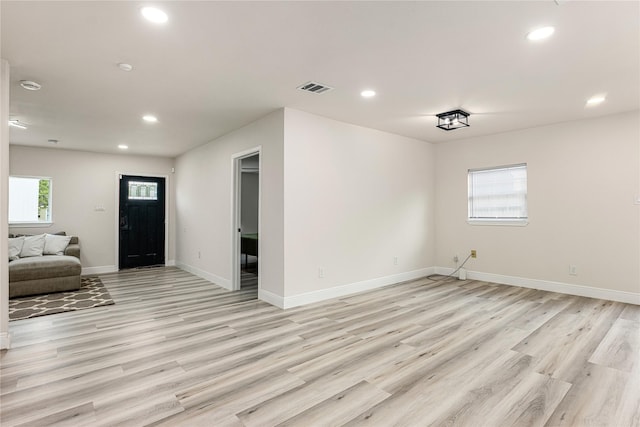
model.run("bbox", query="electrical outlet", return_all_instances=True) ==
[569,265,577,275]
[453,255,459,263]
[318,268,324,278]
[198,250,201,259]
[393,256,398,265]
[471,250,477,258]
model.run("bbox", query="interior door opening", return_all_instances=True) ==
[119,175,166,269]
[232,149,260,292]
[240,154,259,290]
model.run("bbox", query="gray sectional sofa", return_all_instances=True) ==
[8,233,82,298]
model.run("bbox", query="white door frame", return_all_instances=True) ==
[114,172,170,271]
[231,147,261,291]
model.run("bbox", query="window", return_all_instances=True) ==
[128,181,158,200]
[468,164,527,225]
[9,176,53,224]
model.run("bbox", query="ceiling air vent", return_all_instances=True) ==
[297,81,333,94]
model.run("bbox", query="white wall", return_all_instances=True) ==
[9,146,176,273]
[282,109,436,305]
[1,59,11,349]
[435,111,640,301]
[175,109,284,296]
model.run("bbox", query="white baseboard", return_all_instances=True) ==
[436,267,640,305]
[258,288,285,309]
[176,262,231,290]
[82,265,117,275]
[82,260,176,275]
[0,332,11,350]
[281,267,437,309]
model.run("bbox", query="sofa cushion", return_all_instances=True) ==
[44,234,72,255]
[19,234,46,258]
[9,236,24,261]
[9,255,82,282]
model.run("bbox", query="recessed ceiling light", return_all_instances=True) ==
[118,63,133,72]
[118,144,129,150]
[361,90,376,98]
[527,26,555,41]
[586,95,606,106]
[8,119,27,129]
[143,115,158,123]
[141,7,168,24]
[20,80,42,91]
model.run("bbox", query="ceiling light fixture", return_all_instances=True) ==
[8,119,27,129]
[361,90,376,98]
[118,63,133,72]
[143,115,158,123]
[436,109,470,131]
[141,7,168,24]
[48,139,58,145]
[20,80,42,91]
[118,144,129,150]
[586,95,606,106]
[527,26,555,41]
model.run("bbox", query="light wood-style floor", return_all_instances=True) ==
[1,267,639,426]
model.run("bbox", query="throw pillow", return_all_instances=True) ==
[8,236,25,261]
[44,234,72,255]
[19,234,46,258]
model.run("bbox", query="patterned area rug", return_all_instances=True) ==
[9,276,115,321]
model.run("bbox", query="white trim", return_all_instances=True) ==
[9,222,54,228]
[115,172,170,271]
[176,262,231,290]
[281,267,437,309]
[81,262,174,276]
[258,288,285,309]
[1,60,10,351]
[0,332,11,350]
[435,267,640,305]
[82,265,117,275]
[467,219,528,227]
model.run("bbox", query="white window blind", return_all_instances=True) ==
[468,164,527,221]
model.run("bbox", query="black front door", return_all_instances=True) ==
[119,175,165,269]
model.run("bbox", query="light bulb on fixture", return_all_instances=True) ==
[586,95,606,106]
[141,7,168,24]
[527,26,555,41]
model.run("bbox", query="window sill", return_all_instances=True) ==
[9,222,54,228]
[467,219,528,227]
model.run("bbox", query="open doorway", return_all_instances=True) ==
[231,148,260,292]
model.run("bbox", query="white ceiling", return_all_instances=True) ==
[2,1,639,158]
